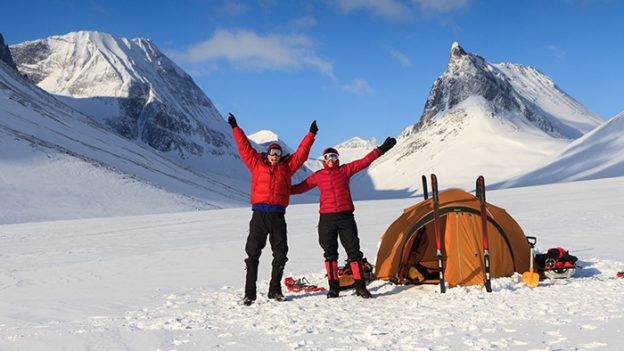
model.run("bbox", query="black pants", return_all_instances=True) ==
[318,211,363,262]
[244,211,288,296]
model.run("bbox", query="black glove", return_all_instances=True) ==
[309,120,318,134]
[378,137,396,154]
[227,113,238,129]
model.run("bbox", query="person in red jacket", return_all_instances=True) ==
[291,137,396,298]
[228,113,317,306]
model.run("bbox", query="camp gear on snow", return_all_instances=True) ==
[535,247,578,279]
[284,277,326,293]
[375,188,531,289]
[476,176,493,292]
[522,236,540,287]
[430,174,446,293]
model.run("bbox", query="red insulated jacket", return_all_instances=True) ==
[233,126,315,207]
[292,148,382,214]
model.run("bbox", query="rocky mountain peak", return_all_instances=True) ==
[0,33,18,70]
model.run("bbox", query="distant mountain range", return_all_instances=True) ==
[2,32,621,223]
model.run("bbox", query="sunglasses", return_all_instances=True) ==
[268,149,282,157]
[323,153,339,161]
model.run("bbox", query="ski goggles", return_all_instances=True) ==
[268,149,282,157]
[323,153,339,161]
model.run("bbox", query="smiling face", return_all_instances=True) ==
[323,152,339,168]
[267,153,281,166]
[267,148,282,166]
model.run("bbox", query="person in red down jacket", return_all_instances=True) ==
[228,113,317,306]
[291,136,396,298]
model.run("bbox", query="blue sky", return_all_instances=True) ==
[3,0,623,156]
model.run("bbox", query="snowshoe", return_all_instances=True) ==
[284,277,326,293]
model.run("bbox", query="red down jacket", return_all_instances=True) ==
[233,126,315,207]
[291,148,382,214]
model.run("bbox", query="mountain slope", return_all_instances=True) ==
[351,43,602,196]
[495,111,624,188]
[0,58,248,224]
[10,31,247,179]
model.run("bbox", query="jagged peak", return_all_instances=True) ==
[450,41,466,59]
[335,136,377,149]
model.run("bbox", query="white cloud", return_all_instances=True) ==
[334,0,413,20]
[389,49,412,67]
[545,45,566,62]
[412,0,469,12]
[342,79,374,95]
[170,29,335,79]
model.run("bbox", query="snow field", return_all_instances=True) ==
[1,177,623,350]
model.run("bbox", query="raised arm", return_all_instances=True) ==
[229,113,260,170]
[287,120,317,172]
[291,173,318,194]
[343,137,396,177]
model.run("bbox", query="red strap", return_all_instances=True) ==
[350,261,362,280]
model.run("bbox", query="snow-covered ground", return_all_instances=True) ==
[1,177,623,350]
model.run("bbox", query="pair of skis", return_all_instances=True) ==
[425,174,492,293]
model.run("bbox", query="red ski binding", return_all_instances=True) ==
[284,277,326,292]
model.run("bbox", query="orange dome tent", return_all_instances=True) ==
[375,189,531,288]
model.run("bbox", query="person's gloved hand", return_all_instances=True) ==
[309,120,318,134]
[378,137,397,154]
[227,113,238,129]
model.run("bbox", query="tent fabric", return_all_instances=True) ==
[375,189,530,288]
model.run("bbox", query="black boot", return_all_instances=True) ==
[268,264,287,301]
[243,258,258,306]
[350,260,372,299]
[325,260,340,298]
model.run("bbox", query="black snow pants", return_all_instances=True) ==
[318,210,363,262]
[244,211,288,298]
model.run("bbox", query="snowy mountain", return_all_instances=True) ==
[495,111,624,188]
[351,42,603,197]
[0,56,248,224]
[9,31,247,179]
[334,137,378,164]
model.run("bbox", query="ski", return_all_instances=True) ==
[422,175,429,200]
[476,175,493,293]
[430,173,446,293]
